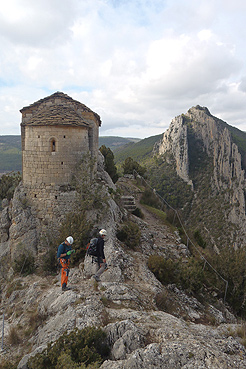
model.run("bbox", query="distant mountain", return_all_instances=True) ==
[0,135,142,173]
[99,136,141,150]
[0,135,22,173]
[151,105,246,250]
[113,134,163,164]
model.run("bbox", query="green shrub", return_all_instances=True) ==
[147,255,177,285]
[178,258,205,293]
[27,327,109,369]
[149,247,246,317]
[122,157,146,176]
[148,255,205,294]
[211,246,246,317]
[140,188,162,209]
[116,221,141,249]
[149,247,246,316]
[166,209,181,227]
[54,353,100,368]
[194,230,206,248]
[131,207,144,218]
[99,145,119,183]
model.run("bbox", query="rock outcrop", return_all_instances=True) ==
[0,151,118,262]
[0,176,245,368]
[156,106,246,248]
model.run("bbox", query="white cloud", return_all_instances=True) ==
[0,0,76,47]
[1,0,246,138]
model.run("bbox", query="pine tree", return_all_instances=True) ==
[99,145,118,183]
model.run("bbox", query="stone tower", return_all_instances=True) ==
[20,91,101,187]
[19,92,102,233]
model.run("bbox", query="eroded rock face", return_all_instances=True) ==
[0,202,11,243]
[158,115,192,187]
[13,276,246,369]
[156,106,246,248]
[0,197,242,369]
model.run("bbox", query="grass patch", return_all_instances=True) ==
[142,204,167,223]
[236,321,246,348]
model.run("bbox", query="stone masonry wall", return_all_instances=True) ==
[22,125,89,186]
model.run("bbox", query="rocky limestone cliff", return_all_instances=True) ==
[157,115,193,187]
[156,106,246,249]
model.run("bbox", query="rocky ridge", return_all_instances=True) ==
[0,176,246,368]
[155,106,246,249]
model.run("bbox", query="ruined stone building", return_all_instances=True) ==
[0,92,111,257]
[17,92,102,244]
[20,91,101,187]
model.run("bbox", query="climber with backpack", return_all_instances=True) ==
[87,229,107,282]
[57,236,75,291]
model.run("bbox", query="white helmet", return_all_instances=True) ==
[99,229,107,236]
[66,236,74,245]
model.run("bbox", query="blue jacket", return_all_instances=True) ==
[57,242,72,260]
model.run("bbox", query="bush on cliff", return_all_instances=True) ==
[116,220,141,250]
[28,327,109,369]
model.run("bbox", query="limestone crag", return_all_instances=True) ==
[157,115,193,187]
[156,106,246,248]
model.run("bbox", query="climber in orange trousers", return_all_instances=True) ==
[57,236,75,291]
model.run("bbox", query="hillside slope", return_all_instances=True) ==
[114,134,162,165]
[1,176,246,369]
[0,135,22,173]
[99,136,141,151]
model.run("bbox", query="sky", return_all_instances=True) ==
[1,0,246,139]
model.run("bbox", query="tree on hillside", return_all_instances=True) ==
[99,145,119,183]
[122,157,146,176]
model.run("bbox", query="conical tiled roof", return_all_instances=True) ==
[20,91,101,126]
[22,104,90,127]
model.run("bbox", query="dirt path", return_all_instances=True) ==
[117,176,179,249]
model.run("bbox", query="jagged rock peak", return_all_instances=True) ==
[188,105,212,116]
[155,106,246,248]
